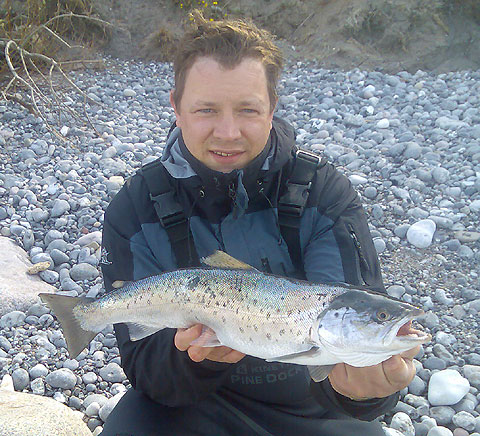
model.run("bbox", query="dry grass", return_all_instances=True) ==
[140,28,178,63]
[0,0,109,75]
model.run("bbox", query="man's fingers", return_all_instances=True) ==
[399,345,421,361]
[188,345,245,363]
[174,324,203,351]
[174,324,245,363]
[383,355,416,387]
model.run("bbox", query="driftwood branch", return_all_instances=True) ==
[1,12,114,142]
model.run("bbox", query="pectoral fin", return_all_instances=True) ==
[308,365,335,382]
[266,347,326,365]
[126,323,161,341]
[190,326,223,347]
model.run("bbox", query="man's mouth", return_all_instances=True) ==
[211,150,243,157]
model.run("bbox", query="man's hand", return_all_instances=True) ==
[174,324,245,364]
[328,345,420,401]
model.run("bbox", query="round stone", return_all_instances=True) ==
[428,370,470,406]
[407,219,436,248]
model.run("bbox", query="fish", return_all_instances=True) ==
[39,251,430,382]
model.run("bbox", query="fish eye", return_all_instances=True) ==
[376,310,391,322]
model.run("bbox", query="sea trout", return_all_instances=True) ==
[39,251,430,381]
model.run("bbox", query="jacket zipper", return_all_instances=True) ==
[347,224,369,285]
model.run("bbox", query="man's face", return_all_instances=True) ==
[170,56,276,173]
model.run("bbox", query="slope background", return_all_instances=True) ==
[94,0,480,73]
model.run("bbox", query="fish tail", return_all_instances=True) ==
[39,293,97,359]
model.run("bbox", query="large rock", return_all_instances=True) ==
[0,237,56,316]
[0,375,91,436]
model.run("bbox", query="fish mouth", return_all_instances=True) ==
[384,311,431,346]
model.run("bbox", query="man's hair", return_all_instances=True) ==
[172,10,284,112]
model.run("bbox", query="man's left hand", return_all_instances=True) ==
[328,345,420,401]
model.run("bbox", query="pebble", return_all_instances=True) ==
[428,370,470,406]
[407,219,436,248]
[427,428,453,436]
[98,362,126,383]
[390,412,415,436]
[452,411,476,431]
[45,368,77,389]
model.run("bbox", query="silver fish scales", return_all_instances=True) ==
[40,251,430,381]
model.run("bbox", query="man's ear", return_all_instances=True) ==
[269,97,278,129]
[170,90,181,124]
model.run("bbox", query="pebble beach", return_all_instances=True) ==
[0,58,479,435]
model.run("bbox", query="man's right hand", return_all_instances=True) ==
[174,324,245,364]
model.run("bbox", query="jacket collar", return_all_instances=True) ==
[161,116,296,187]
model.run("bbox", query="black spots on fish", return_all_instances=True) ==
[253,299,258,305]
[187,276,201,290]
[266,333,272,340]
[253,324,258,332]
[239,327,244,333]
[279,329,285,336]
[297,330,302,336]
[249,337,254,342]
[266,312,271,320]
[222,316,226,323]
[334,312,340,318]
[280,296,285,301]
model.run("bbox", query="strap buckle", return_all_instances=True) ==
[150,192,187,229]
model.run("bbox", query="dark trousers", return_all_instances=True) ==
[100,388,385,436]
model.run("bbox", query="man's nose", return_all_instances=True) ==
[213,113,242,141]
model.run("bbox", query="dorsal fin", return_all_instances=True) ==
[201,251,255,270]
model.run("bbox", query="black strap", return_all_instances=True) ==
[141,149,324,275]
[212,394,275,436]
[278,149,325,276]
[140,158,200,267]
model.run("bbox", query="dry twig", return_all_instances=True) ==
[1,11,113,142]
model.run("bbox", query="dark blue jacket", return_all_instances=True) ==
[101,117,398,433]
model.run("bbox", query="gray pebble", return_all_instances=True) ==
[12,368,30,391]
[99,362,126,383]
[70,263,100,281]
[29,363,48,379]
[429,406,456,426]
[452,411,476,431]
[45,368,77,389]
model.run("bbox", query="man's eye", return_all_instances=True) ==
[197,109,214,114]
[242,109,257,114]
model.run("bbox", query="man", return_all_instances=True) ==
[99,11,419,436]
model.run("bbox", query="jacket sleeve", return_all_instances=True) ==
[101,177,234,406]
[302,163,398,420]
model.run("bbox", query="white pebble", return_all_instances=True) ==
[407,219,436,248]
[428,369,470,406]
[377,118,390,129]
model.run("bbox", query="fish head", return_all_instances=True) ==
[312,287,431,367]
